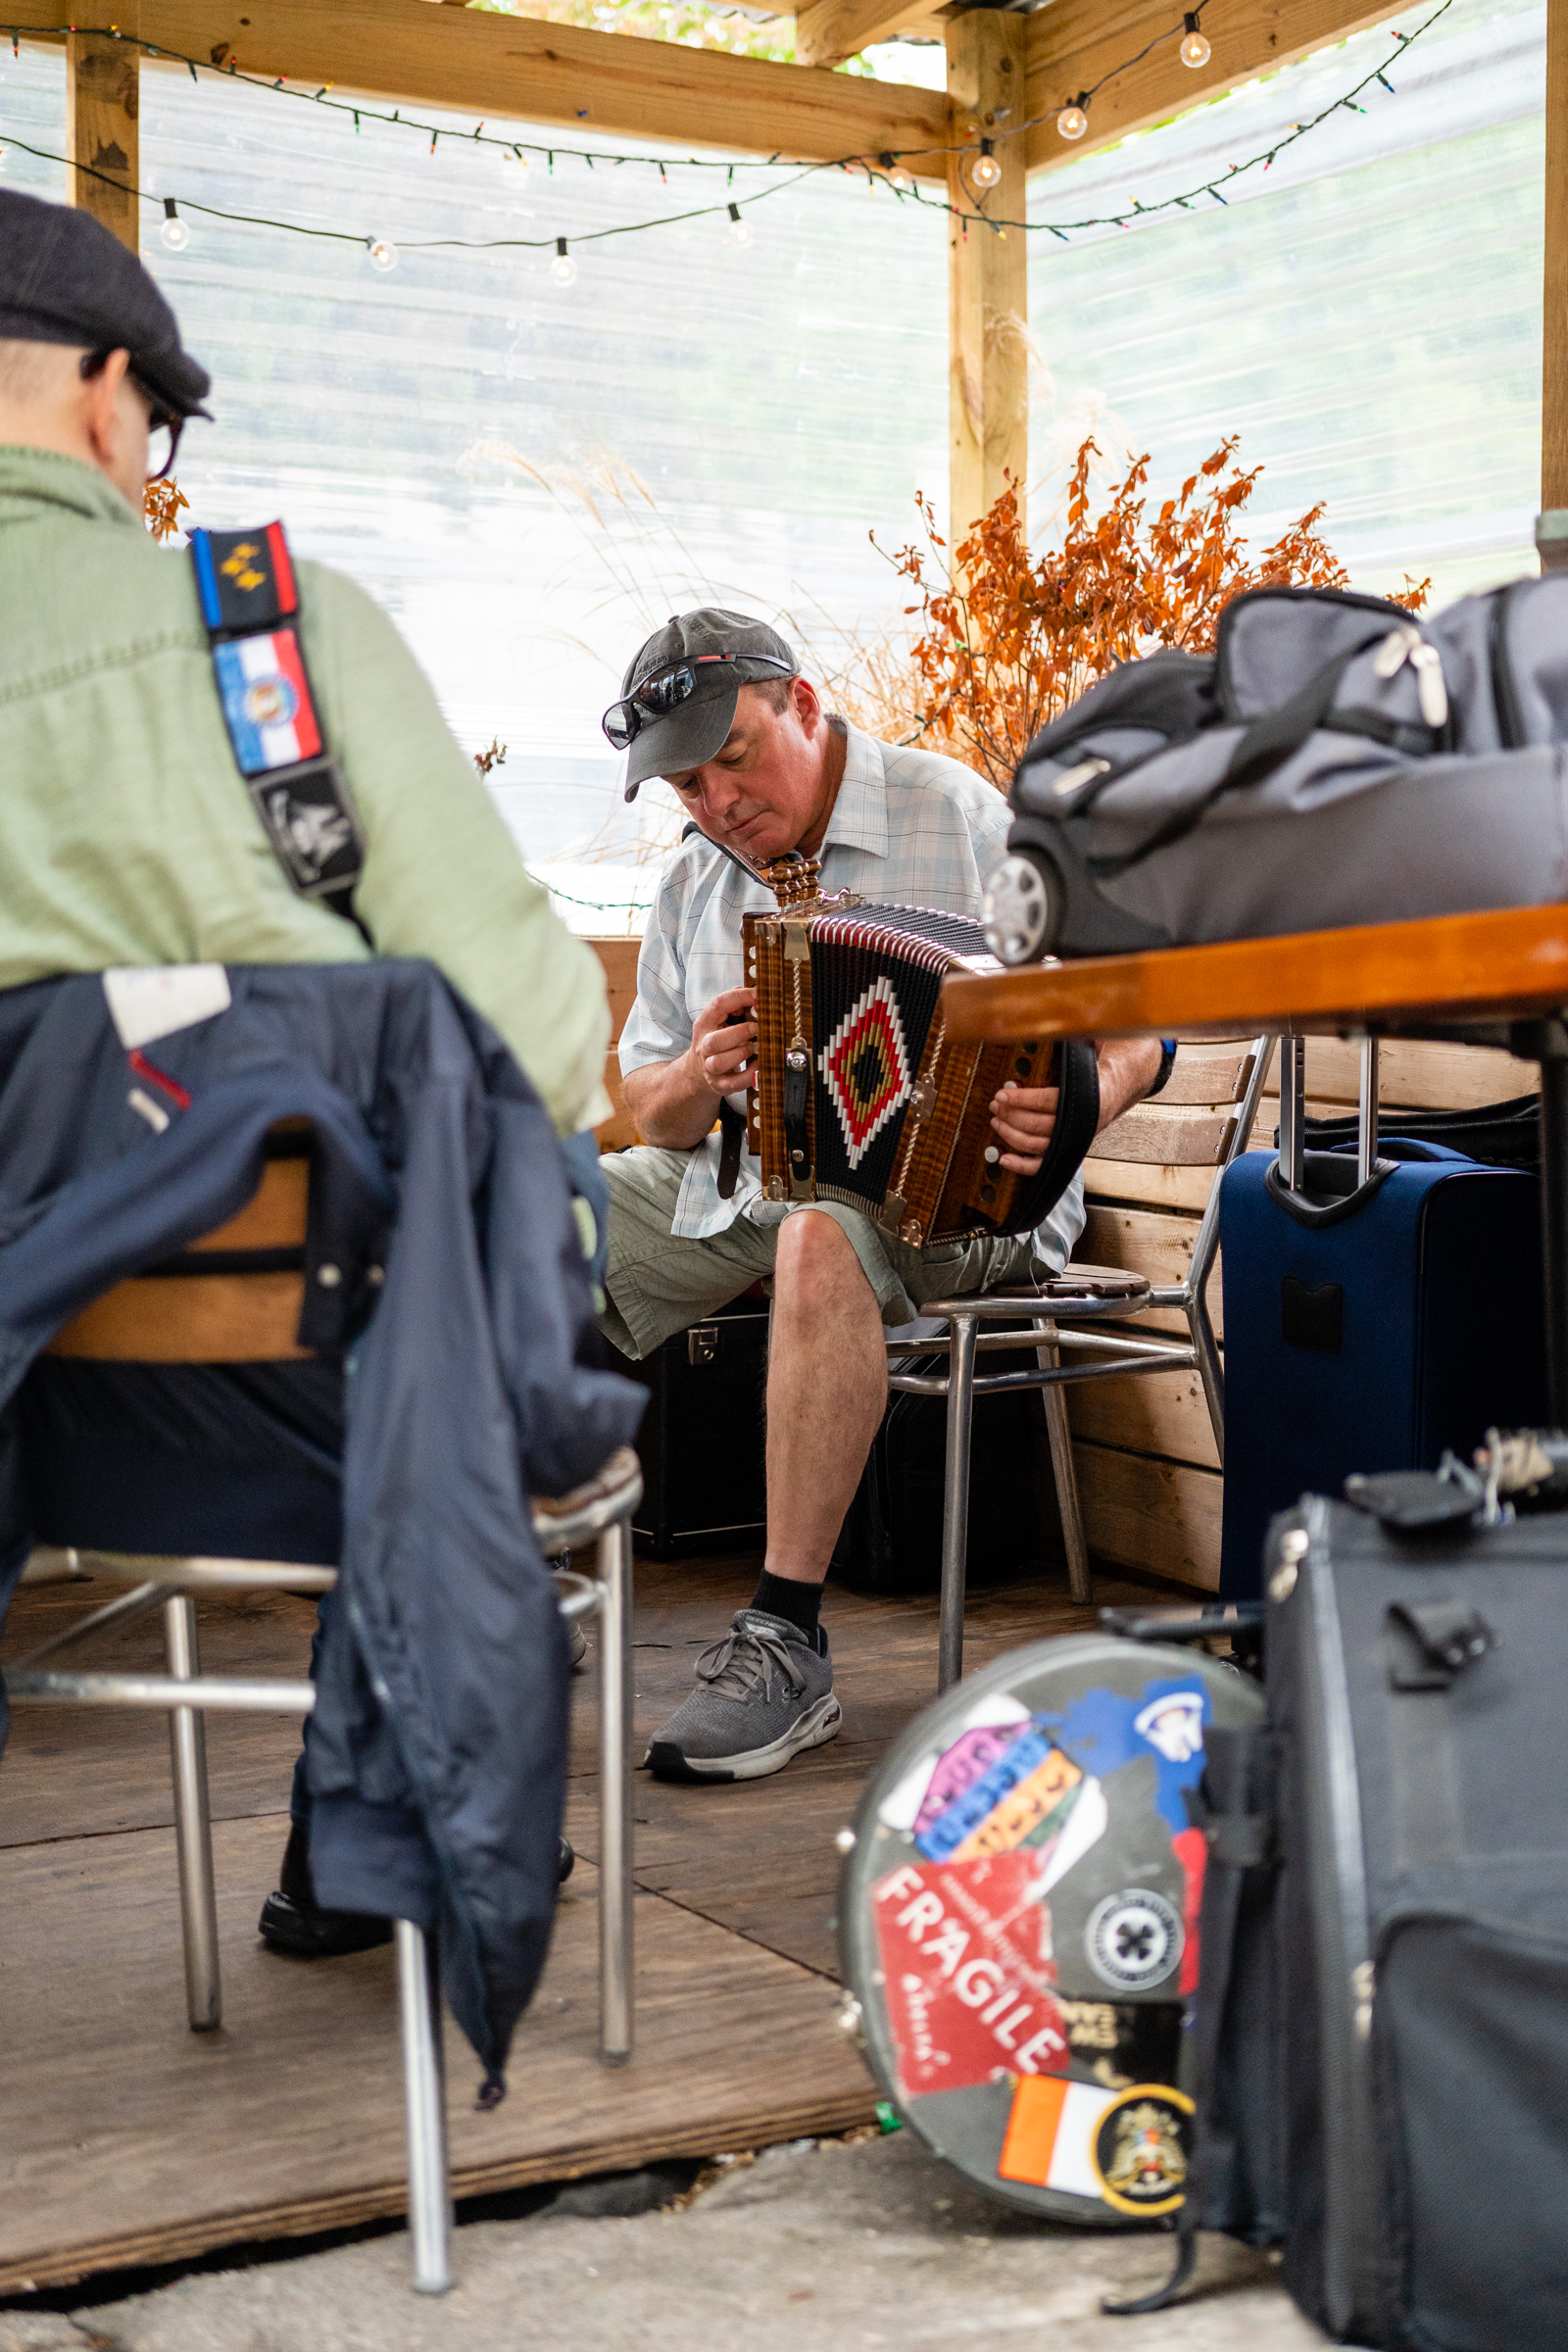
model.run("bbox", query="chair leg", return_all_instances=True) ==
[938,1313,978,1693]
[396,1919,452,2295]
[596,1511,634,2067]
[164,1593,221,2032]
[1037,1335,1093,1606]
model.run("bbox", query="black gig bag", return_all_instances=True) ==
[1151,1489,1568,2349]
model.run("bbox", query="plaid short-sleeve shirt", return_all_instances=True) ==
[618,725,1086,1263]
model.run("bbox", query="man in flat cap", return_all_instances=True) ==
[602,610,1169,1785]
[0,189,612,1943]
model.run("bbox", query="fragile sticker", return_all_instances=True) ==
[871,1852,1068,2099]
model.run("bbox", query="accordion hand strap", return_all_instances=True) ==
[1010,1037,1100,1231]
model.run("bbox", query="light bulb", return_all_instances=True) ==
[1056,99,1088,141]
[160,198,190,253]
[367,236,398,272]
[726,201,752,246]
[1180,14,1210,67]
[500,148,529,174]
[549,236,577,285]
[971,138,1002,190]
[889,165,912,194]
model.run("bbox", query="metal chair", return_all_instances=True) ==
[892,1038,1273,1689]
[3,1132,640,2296]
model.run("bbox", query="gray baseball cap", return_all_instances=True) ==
[0,187,212,419]
[612,608,797,801]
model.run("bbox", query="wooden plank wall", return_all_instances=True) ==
[585,945,1539,1596]
[1070,1037,1538,1592]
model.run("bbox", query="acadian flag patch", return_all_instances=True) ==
[213,630,322,776]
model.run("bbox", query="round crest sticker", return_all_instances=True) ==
[1085,1887,1184,1992]
[243,673,300,729]
[1091,2083,1194,2217]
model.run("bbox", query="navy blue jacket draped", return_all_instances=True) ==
[0,960,644,2086]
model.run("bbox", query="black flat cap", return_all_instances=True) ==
[0,187,211,418]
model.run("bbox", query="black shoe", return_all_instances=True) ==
[558,1836,575,1884]
[258,1822,393,1960]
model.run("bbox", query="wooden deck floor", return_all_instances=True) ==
[0,1549,1152,2291]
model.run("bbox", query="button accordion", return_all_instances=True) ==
[741,853,1099,1248]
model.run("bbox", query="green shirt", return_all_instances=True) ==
[0,447,609,1135]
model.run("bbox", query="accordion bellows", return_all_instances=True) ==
[743,900,1098,1248]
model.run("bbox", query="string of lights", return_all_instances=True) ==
[0,0,1454,266]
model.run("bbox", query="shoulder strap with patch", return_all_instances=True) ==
[190,522,368,933]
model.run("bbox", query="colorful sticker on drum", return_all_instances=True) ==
[871,1853,1068,2099]
[1090,2084,1194,2217]
[950,1746,1082,1860]
[915,1726,1056,1861]
[1038,1678,1213,1991]
[876,1695,1030,1834]
[997,2075,1119,2200]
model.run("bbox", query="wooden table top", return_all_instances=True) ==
[943,903,1568,1045]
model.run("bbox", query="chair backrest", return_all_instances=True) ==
[45,1126,313,1365]
[1087,1042,1262,1171]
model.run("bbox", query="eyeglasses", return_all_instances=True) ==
[602,652,794,752]
[79,350,186,481]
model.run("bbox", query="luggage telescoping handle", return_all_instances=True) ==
[1279,1033,1381,1192]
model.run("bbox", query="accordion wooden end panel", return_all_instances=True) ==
[746,903,1057,1246]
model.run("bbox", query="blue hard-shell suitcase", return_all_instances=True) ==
[1218,1137,1547,1598]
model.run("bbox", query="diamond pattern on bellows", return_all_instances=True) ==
[818,976,912,1169]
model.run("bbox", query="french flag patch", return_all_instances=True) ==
[212,629,322,776]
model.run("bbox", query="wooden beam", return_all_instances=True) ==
[1545,0,1568,509]
[67,2,140,251]
[1023,0,1405,177]
[796,0,946,74]
[947,7,1027,540]
[9,0,952,177]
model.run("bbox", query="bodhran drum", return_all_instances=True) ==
[837,1633,1263,2226]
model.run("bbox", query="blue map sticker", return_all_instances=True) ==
[1036,1679,1211,1838]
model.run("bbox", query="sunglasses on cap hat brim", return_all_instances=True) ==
[602,650,795,753]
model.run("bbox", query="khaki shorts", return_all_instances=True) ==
[600,1145,1063,1361]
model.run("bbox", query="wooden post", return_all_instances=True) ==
[946,7,1028,546]
[1543,0,1568,564]
[67,7,139,252]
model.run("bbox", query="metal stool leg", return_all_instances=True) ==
[1037,1330,1092,1605]
[596,1511,634,2066]
[164,1593,221,2032]
[938,1312,978,1692]
[396,1920,452,2294]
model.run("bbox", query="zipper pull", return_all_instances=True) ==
[1373,623,1422,679]
[1410,642,1448,729]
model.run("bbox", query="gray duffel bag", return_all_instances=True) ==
[984,577,1568,963]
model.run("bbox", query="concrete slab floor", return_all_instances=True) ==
[1,2131,1329,2352]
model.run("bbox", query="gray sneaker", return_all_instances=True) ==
[644,1610,842,1784]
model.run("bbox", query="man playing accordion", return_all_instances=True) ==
[601,610,1167,1786]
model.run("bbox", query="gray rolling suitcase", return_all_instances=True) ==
[1152,1481,1568,2347]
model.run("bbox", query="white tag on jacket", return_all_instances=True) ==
[103,965,232,1052]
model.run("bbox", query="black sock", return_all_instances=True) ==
[750,1570,823,1642]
